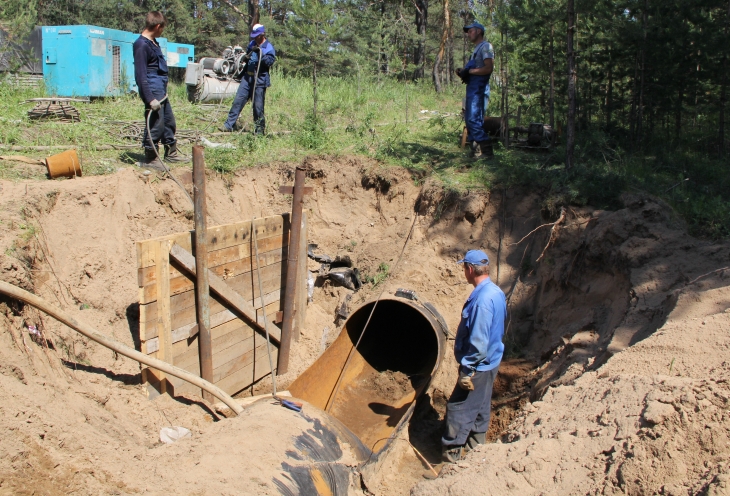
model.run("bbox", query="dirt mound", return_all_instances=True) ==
[413,261,730,495]
[362,370,419,402]
[2,155,730,495]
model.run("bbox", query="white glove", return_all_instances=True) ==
[458,369,475,391]
[149,99,161,111]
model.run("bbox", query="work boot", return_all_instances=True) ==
[142,147,166,171]
[218,122,242,133]
[470,140,482,158]
[478,141,494,159]
[164,142,191,163]
[465,431,487,452]
[441,445,464,464]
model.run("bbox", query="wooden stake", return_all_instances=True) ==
[193,146,213,402]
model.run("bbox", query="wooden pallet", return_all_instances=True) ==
[136,212,308,398]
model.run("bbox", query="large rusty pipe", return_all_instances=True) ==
[192,146,213,401]
[278,165,306,375]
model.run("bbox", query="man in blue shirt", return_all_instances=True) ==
[133,12,190,170]
[456,22,495,159]
[442,249,506,463]
[220,24,276,135]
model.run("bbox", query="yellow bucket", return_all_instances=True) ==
[46,149,82,179]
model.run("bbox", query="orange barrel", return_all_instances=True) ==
[45,149,82,179]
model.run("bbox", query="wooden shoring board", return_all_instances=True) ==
[169,335,278,397]
[139,264,284,339]
[136,215,290,269]
[139,245,286,304]
[138,234,287,292]
[143,298,282,354]
[137,213,293,397]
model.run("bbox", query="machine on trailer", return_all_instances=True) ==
[184,46,245,103]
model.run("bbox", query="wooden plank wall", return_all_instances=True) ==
[136,213,307,398]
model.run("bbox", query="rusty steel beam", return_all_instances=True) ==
[192,145,214,402]
[278,165,307,375]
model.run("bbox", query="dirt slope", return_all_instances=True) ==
[1,156,729,495]
[413,282,730,495]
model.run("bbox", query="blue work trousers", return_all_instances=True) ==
[224,75,267,134]
[464,76,490,144]
[142,76,177,150]
[442,366,499,447]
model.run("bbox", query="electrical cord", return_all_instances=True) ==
[144,94,194,208]
[324,210,421,413]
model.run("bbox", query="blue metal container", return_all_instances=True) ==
[41,25,194,98]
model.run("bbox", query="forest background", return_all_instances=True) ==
[1,0,729,239]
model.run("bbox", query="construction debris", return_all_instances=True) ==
[26,98,82,123]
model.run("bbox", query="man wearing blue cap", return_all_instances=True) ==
[442,249,506,463]
[220,24,276,134]
[456,22,495,158]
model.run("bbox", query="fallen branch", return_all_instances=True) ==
[686,267,730,287]
[535,207,566,263]
[0,280,244,416]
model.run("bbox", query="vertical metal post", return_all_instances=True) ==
[278,165,306,375]
[192,146,213,401]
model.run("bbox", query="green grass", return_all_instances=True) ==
[2,72,730,238]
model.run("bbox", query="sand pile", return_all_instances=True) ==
[1,155,729,494]
[413,267,730,495]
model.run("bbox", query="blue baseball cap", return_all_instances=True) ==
[457,249,490,266]
[250,24,265,38]
[463,22,485,33]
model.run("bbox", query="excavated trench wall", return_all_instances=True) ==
[3,156,726,495]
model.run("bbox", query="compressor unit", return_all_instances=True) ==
[184,46,246,103]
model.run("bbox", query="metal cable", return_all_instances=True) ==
[251,217,278,396]
[324,210,420,413]
[144,95,194,208]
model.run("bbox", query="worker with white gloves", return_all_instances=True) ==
[133,11,190,170]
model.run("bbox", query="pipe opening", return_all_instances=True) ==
[345,300,439,377]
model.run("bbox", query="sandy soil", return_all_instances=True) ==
[1,155,729,495]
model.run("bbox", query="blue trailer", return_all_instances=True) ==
[41,25,194,98]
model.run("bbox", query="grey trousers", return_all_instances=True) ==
[442,366,499,447]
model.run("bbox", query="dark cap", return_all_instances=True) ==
[457,249,490,266]
[463,22,485,33]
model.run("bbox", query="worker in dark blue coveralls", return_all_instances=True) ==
[456,22,495,159]
[442,249,506,463]
[220,24,276,134]
[133,11,190,170]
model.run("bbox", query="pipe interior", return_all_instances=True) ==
[345,300,439,377]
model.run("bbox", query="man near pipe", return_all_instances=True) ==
[133,11,190,170]
[220,24,276,134]
[442,249,506,463]
[456,22,495,159]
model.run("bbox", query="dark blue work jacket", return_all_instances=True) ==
[244,39,276,88]
[133,35,169,104]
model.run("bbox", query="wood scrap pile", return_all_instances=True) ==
[26,98,84,123]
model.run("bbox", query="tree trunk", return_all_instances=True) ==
[432,0,450,92]
[549,23,555,129]
[566,0,576,169]
[605,45,613,129]
[312,60,318,120]
[414,0,428,80]
[636,0,648,146]
[675,86,683,142]
[720,0,730,158]
[248,0,260,29]
[504,26,510,147]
